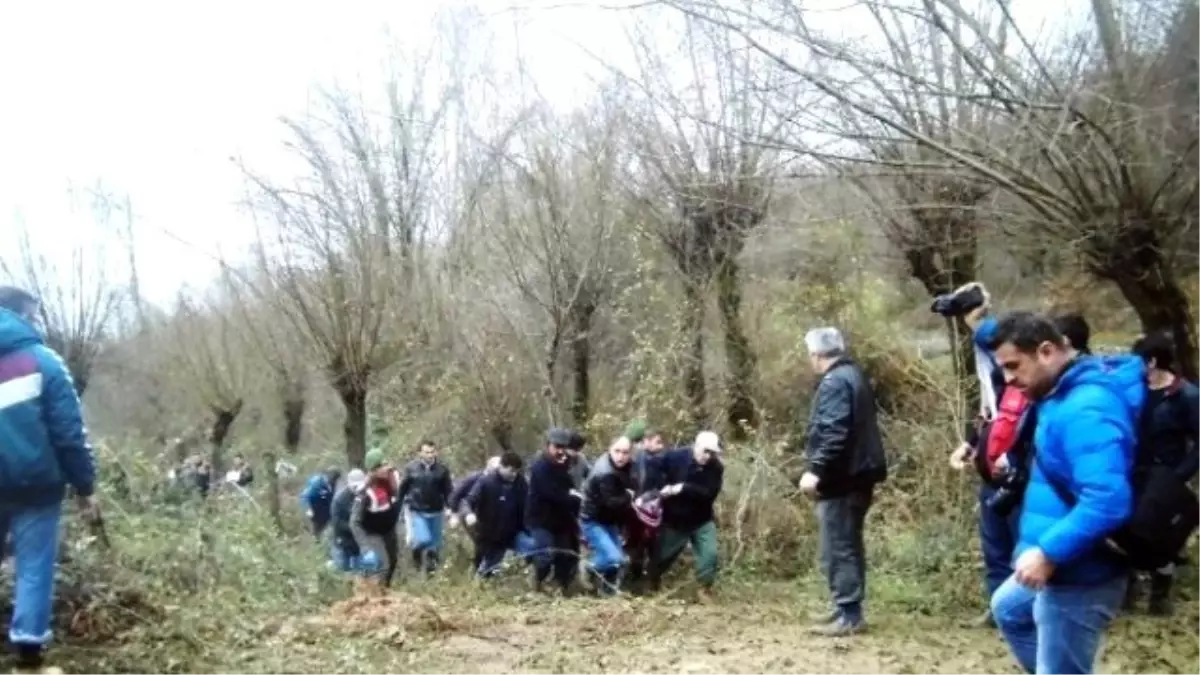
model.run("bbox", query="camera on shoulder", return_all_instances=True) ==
[930,283,987,318]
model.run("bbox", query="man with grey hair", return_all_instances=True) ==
[797,326,887,636]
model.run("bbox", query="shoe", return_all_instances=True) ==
[1123,574,1142,611]
[1148,573,1174,616]
[808,617,867,637]
[696,586,716,604]
[962,610,996,628]
[810,608,841,625]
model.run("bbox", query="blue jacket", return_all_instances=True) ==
[300,474,336,523]
[1018,355,1144,585]
[0,308,95,507]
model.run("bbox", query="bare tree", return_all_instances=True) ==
[1,190,124,396]
[466,100,626,428]
[242,63,451,467]
[622,14,784,435]
[668,0,1200,378]
[168,295,248,477]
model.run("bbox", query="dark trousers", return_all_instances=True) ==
[529,527,579,590]
[816,487,873,622]
[311,516,330,540]
[979,483,1020,600]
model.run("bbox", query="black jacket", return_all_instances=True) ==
[449,469,485,514]
[526,455,579,533]
[397,460,453,513]
[803,357,888,499]
[580,453,635,525]
[464,472,527,547]
[659,448,723,531]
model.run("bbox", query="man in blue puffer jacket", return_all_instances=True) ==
[0,287,98,675]
[986,311,1143,675]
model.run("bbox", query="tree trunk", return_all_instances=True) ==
[263,450,284,534]
[569,303,595,428]
[681,282,708,428]
[336,382,369,468]
[490,422,514,453]
[281,377,306,454]
[1112,267,1199,381]
[716,257,758,439]
[208,400,243,477]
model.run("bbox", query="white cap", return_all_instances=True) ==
[804,327,846,357]
[346,469,367,489]
[694,431,722,454]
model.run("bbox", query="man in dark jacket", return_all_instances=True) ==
[1127,331,1199,615]
[461,452,533,577]
[628,426,667,590]
[330,469,367,572]
[397,440,453,574]
[526,427,583,594]
[652,432,724,597]
[300,468,341,539]
[799,327,888,636]
[448,457,500,528]
[0,287,98,674]
[580,437,636,595]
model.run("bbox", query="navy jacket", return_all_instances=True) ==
[633,449,669,494]
[658,448,723,531]
[1136,377,1199,481]
[465,472,527,547]
[330,486,359,554]
[526,454,579,532]
[449,469,485,514]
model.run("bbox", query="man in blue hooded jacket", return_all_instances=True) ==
[986,311,1143,675]
[299,467,341,539]
[0,287,98,675]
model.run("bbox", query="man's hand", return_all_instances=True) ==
[1014,547,1054,589]
[660,484,683,497]
[76,495,100,523]
[448,514,461,529]
[305,509,314,520]
[995,453,1011,472]
[464,512,477,527]
[569,489,583,500]
[799,472,820,495]
[958,281,991,330]
[949,443,975,471]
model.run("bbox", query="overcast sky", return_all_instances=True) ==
[0,0,1080,308]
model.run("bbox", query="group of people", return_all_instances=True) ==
[166,453,255,499]
[941,284,1198,675]
[299,426,727,598]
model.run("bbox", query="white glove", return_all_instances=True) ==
[799,472,820,494]
[949,443,975,471]
[305,509,313,519]
[448,515,461,529]
[465,512,477,527]
[661,484,682,497]
[569,489,583,500]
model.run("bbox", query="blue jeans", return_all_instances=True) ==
[581,520,626,573]
[991,573,1127,674]
[0,503,62,647]
[476,531,537,577]
[979,484,1019,599]
[408,510,444,553]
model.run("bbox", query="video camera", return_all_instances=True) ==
[930,283,987,318]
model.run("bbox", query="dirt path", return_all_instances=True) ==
[240,584,1197,674]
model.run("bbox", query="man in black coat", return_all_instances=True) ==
[461,452,533,577]
[525,427,583,594]
[797,327,888,636]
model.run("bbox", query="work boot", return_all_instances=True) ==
[962,609,996,629]
[1123,573,1142,611]
[696,586,716,604]
[808,617,867,637]
[12,645,62,675]
[1148,573,1174,616]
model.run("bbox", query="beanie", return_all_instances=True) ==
[364,447,385,471]
[624,419,647,443]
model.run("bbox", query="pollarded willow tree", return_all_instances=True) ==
[242,60,452,467]
[168,294,248,477]
[670,0,1200,378]
[0,189,125,397]
[622,14,787,436]
[465,99,627,428]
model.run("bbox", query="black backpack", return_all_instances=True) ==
[1038,393,1199,571]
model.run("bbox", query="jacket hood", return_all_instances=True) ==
[1054,355,1146,422]
[0,308,41,357]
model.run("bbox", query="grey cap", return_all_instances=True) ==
[0,286,38,317]
[546,427,573,447]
